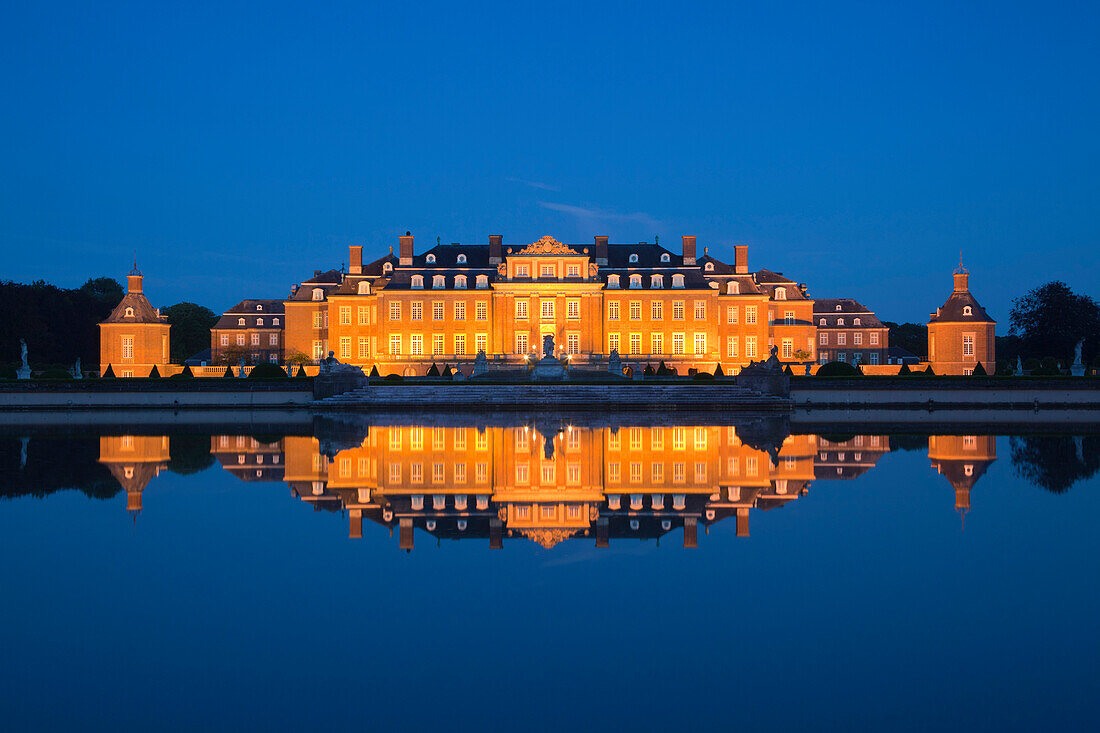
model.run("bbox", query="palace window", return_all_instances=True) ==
[340,337,351,359]
[673,301,684,320]
[672,274,685,289]
[785,310,795,326]
[273,317,279,325]
[567,264,581,277]
[515,300,528,319]
[819,318,826,326]
[727,281,739,295]
[426,254,436,263]
[540,264,556,278]
[870,332,879,345]
[251,333,260,346]
[389,302,401,321]
[608,301,620,321]
[237,334,245,346]
[651,274,664,288]
[476,334,487,353]
[608,333,620,353]
[629,333,641,355]
[727,336,738,358]
[775,287,786,300]
[567,333,579,354]
[854,333,863,345]
[339,306,351,325]
[476,275,488,289]
[705,262,715,272]
[221,334,229,346]
[410,335,423,355]
[411,275,424,289]
[651,333,663,354]
[433,275,445,289]
[693,301,706,320]
[651,301,663,320]
[661,253,670,262]
[476,301,487,321]
[121,336,134,360]
[854,317,861,326]
[629,275,642,289]
[314,340,324,359]
[411,301,423,321]
[694,333,706,354]
[457,253,466,264]
[629,253,639,263]
[607,275,620,289]
[238,317,246,326]
[745,306,757,325]
[567,300,580,319]
[383,262,393,273]
[359,337,369,359]
[454,301,466,321]
[433,301,444,321]
[837,318,844,326]
[455,334,466,355]
[516,332,529,353]
[313,311,324,328]
[820,332,828,345]
[433,334,444,355]
[541,299,555,320]
[963,334,974,356]
[515,265,529,278]
[358,281,370,295]
[837,333,846,345]
[836,304,843,311]
[672,333,684,355]
[746,336,757,358]
[629,301,641,321]
[455,275,467,289]
[312,289,324,301]
[256,317,264,326]
[870,352,879,365]
[389,334,401,355]
[782,338,793,359]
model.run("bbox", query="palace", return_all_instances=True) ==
[284,233,817,376]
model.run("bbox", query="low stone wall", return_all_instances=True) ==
[0,381,313,409]
[791,376,1100,407]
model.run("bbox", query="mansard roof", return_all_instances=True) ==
[214,300,285,330]
[753,269,809,300]
[814,299,885,328]
[102,293,165,324]
[929,291,995,324]
[223,299,285,315]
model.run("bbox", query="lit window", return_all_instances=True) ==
[515,332,528,353]
[312,289,324,301]
[854,333,863,345]
[629,301,641,320]
[785,310,795,326]
[541,299,555,320]
[272,317,279,325]
[432,275,445,289]
[672,333,684,355]
[359,337,368,358]
[652,333,663,354]
[727,306,738,324]
[426,254,436,263]
[651,301,663,320]
[238,317,246,326]
[963,334,974,356]
[629,275,642,289]
[727,336,738,357]
[411,275,424,289]
[410,335,423,355]
[629,253,638,263]
[433,301,444,321]
[660,253,670,262]
[339,306,351,325]
[963,306,972,316]
[515,300,528,319]
[608,333,620,352]
[651,274,664,288]
[389,302,401,320]
[820,332,828,345]
[694,301,705,320]
[220,334,229,346]
[383,262,392,273]
[705,262,714,272]
[836,304,842,311]
[775,287,786,300]
[567,333,579,354]
[515,265,529,278]
[251,333,260,346]
[854,317,861,326]
[540,264,555,278]
[475,301,487,321]
[837,318,844,326]
[630,333,641,355]
[567,300,580,319]
[673,301,684,320]
[672,274,685,288]
[745,336,757,358]
[870,332,879,345]
[819,318,826,326]
[454,301,466,320]
[457,253,466,264]
[358,281,370,295]
[607,274,620,289]
[454,334,466,355]
[782,338,793,359]
[433,334,444,355]
[694,333,706,354]
[476,275,488,289]
[389,334,401,354]
[411,301,422,321]
[567,264,580,277]
[608,301,620,321]
[726,281,739,295]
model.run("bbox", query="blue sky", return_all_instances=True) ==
[2,1,1098,321]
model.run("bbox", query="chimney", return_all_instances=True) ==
[348,245,363,275]
[399,232,414,266]
[734,245,749,274]
[489,235,503,265]
[683,517,698,548]
[954,271,969,292]
[127,273,143,294]
[736,507,750,537]
[594,235,609,265]
[682,235,697,266]
[399,517,414,551]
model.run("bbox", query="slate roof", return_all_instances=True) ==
[753,269,809,300]
[214,300,286,329]
[929,290,995,324]
[813,299,885,328]
[101,293,166,324]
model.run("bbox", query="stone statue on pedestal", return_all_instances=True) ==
[1016,355,1024,375]
[473,349,488,376]
[1071,340,1086,376]
[607,348,621,375]
[543,333,555,359]
[71,358,83,380]
[17,339,30,380]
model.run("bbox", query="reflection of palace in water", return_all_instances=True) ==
[95,426,998,547]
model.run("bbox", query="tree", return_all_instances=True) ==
[161,302,217,363]
[285,349,313,366]
[1010,281,1100,365]
[214,345,253,366]
[1010,435,1100,493]
[883,322,928,360]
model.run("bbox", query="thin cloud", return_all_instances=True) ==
[505,176,561,192]
[537,201,661,230]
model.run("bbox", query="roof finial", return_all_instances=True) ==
[953,250,968,275]
[129,252,142,277]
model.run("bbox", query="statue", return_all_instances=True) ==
[16,339,30,379]
[238,360,248,378]
[1071,339,1086,376]
[1016,355,1024,375]
[543,334,554,358]
[607,348,621,375]
[530,334,567,381]
[472,349,488,376]
[70,357,83,380]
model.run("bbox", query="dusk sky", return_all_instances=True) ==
[2,0,1098,322]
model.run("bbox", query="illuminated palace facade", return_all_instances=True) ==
[284,234,817,375]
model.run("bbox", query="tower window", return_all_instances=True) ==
[426,254,436,263]
[457,254,466,264]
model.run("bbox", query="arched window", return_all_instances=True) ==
[963,305,972,316]
[426,254,436,263]
[383,262,393,274]
[853,317,861,326]
[727,281,739,295]
[455,275,468,289]
[238,317,246,326]
[819,318,826,326]
[273,317,280,325]
[476,275,489,289]
[125,307,134,317]
[835,304,842,311]
[607,274,620,289]
[312,288,324,301]
[705,262,714,272]
[433,275,446,289]
[629,253,639,263]
[629,274,642,289]
[457,254,467,264]
[837,318,845,326]
[774,287,786,300]
[651,274,664,289]
[660,253,670,263]
[411,275,424,289]
[358,281,370,295]
[256,317,264,326]
[256,304,263,311]
[672,274,685,289]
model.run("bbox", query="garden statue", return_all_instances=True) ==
[17,339,30,379]
[1071,340,1086,376]
[71,357,83,379]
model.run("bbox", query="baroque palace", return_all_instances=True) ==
[98,233,996,376]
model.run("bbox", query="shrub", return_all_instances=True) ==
[177,365,195,379]
[656,361,671,376]
[148,365,161,378]
[248,363,289,380]
[39,369,73,380]
[714,363,725,377]
[783,365,793,376]
[223,366,235,378]
[0,364,16,380]
[691,372,715,380]
[643,364,655,376]
[426,363,440,377]
[923,366,936,376]
[972,361,987,376]
[898,363,912,376]
[816,361,861,377]
[102,364,116,378]
[1040,357,1060,373]
[369,365,380,378]
[384,373,403,382]
[295,366,309,378]
[1023,357,1041,372]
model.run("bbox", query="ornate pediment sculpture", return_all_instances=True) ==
[514,235,580,256]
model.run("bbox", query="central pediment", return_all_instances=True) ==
[512,235,581,257]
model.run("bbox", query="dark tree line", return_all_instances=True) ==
[1010,435,1100,493]
[1010,281,1100,366]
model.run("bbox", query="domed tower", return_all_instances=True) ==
[928,435,997,523]
[98,262,171,377]
[927,264,996,375]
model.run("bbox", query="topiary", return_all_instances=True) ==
[815,361,861,377]
[714,363,725,377]
[783,365,793,376]
[39,369,73,380]
[972,361,987,376]
[426,363,440,377]
[691,372,715,380]
[369,365,380,378]
[923,366,936,376]
[248,363,289,380]
[898,362,912,376]
[102,364,116,378]
[656,361,670,376]
[295,366,308,378]
[148,365,161,378]
[1023,357,1040,372]
[384,373,403,382]
[223,366,235,378]
[643,364,655,376]
[179,365,195,379]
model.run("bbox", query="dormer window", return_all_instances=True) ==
[455,275,468,289]
[629,253,639,263]
[273,317,280,325]
[963,305,972,316]
[456,253,467,264]
[411,275,424,289]
[607,274,620,289]
[672,274,685,289]
[727,281,739,295]
[476,275,488,289]
[853,317,861,326]
[125,307,134,317]
[651,274,664,289]
[256,317,263,326]
[629,274,642,289]
[238,317,246,326]
[433,275,446,289]
[835,304,842,311]
[837,318,845,326]
[774,287,787,300]
[312,288,324,301]
[660,253,670,263]
[358,281,370,295]
[819,318,826,326]
[426,254,436,264]
[705,262,714,272]
[383,262,393,274]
